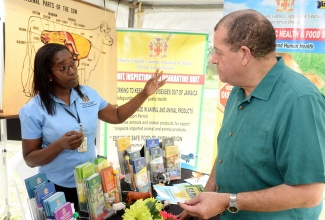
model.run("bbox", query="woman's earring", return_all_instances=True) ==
[50,78,52,82]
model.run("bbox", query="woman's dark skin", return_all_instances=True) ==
[23,48,167,168]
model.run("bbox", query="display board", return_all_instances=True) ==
[214,0,325,159]
[106,29,208,171]
[1,0,117,118]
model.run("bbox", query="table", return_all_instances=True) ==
[108,168,220,220]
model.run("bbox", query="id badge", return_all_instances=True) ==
[78,136,88,152]
[78,124,88,152]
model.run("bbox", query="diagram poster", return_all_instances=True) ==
[2,0,117,118]
[214,0,325,160]
[106,29,208,171]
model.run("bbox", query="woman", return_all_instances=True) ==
[19,43,166,213]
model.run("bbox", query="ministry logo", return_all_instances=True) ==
[148,38,168,58]
[275,0,295,12]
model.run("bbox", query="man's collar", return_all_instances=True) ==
[249,57,285,101]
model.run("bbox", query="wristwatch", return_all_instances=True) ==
[227,194,239,213]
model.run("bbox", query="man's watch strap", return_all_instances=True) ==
[227,193,239,213]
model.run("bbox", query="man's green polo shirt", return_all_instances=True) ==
[216,58,325,219]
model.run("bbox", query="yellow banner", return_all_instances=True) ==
[106,29,208,171]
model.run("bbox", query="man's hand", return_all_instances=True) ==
[178,192,229,220]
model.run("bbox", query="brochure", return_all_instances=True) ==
[183,174,209,188]
[153,183,204,204]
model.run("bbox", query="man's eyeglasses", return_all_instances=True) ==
[51,60,79,74]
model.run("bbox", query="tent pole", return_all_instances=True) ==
[128,7,135,28]
[1,119,11,219]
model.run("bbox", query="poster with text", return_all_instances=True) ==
[2,0,117,117]
[223,0,325,93]
[106,29,208,171]
[214,0,325,159]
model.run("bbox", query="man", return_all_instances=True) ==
[178,9,325,220]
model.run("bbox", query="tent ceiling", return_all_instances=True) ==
[108,0,224,9]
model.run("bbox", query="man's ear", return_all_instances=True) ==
[240,46,251,66]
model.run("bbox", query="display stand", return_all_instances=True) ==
[26,198,46,220]
[74,169,90,219]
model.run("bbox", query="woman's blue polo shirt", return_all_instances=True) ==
[19,86,108,188]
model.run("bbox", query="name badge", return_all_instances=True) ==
[78,137,88,152]
[78,124,88,152]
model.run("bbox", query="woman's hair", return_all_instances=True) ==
[215,9,276,59]
[32,43,84,115]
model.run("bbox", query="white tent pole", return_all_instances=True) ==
[1,119,11,219]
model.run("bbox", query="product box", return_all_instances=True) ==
[132,157,150,192]
[54,202,73,220]
[100,166,121,206]
[94,156,109,173]
[85,173,108,220]
[145,138,160,149]
[116,136,132,178]
[149,147,163,160]
[24,172,48,199]
[34,181,56,208]
[161,137,174,149]
[164,145,181,180]
[116,136,135,189]
[144,138,164,184]
[74,162,95,212]
[43,191,66,219]
[128,150,141,163]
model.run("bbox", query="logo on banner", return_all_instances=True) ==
[317,1,325,9]
[148,38,168,58]
[275,0,295,12]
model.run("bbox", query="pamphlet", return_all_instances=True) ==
[153,184,204,204]
[183,175,209,188]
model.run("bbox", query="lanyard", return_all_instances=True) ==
[62,101,87,152]
[61,102,81,124]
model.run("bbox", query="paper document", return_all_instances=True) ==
[153,184,204,204]
[183,175,209,187]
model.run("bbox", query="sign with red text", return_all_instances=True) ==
[224,0,325,55]
[215,0,325,164]
[218,83,233,111]
[222,1,325,92]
